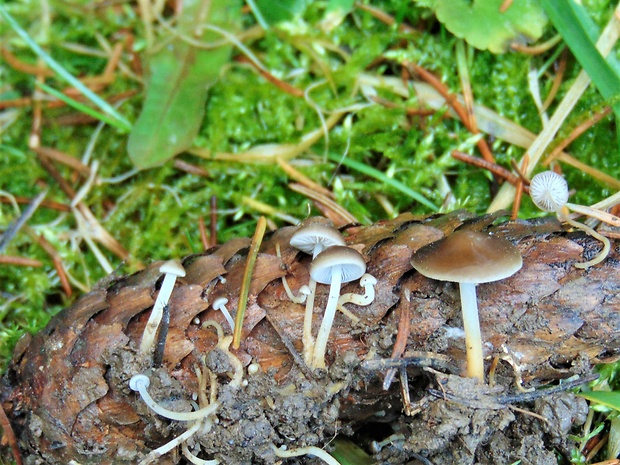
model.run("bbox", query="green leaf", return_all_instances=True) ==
[127,0,241,169]
[540,0,620,120]
[428,0,547,54]
[578,391,620,412]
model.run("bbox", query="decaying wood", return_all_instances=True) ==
[2,211,619,464]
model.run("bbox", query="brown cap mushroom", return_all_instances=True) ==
[411,230,522,382]
[309,245,367,369]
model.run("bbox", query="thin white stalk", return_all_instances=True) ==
[311,266,342,370]
[140,272,176,354]
[459,283,484,383]
[139,420,202,465]
[303,279,318,364]
[271,444,341,465]
[129,374,219,421]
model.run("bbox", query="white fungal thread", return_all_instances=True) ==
[529,171,569,213]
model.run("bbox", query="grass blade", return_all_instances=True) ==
[0,5,132,131]
[35,82,128,131]
[540,0,620,119]
[328,153,439,211]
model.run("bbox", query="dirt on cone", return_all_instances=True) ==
[2,212,618,464]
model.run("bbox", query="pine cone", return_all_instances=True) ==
[2,212,618,464]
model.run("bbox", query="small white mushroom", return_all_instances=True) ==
[530,171,612,269]
[309,246,367,370]
[212,297,235,333]
[140,260,186,355]
[290,222,346,258]
[290,222,346,365]
[338,273,377,307]
[129,374,218,421]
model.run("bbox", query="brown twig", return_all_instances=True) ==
[542,48,567,111]
[289,183,358,227]
[0,196,70,212]
[277,158,334,199]
[198,216,210,251]
[511,35,563,55]
[451,151,526,191]
[33,147,91,176]
[173,159,210,177]
[32,231,72,297]
[0,255,43,267]
[1,46,54,77]
[354,2,418,34]
[499,0,513,13]
[383,289,412,390]
[409,63,496,165]
[545,106,613,165]
[234,55,304,98]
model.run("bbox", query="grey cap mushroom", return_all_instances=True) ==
[290,222,346,258]
[140,259,186,354]
[309,245,367,370]
[290,221,346,364]
[410,230,522,382]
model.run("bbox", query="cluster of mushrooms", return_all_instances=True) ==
[121,171,618,462]
[287,221,377,370]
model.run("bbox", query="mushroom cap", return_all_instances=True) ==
[290,223,345,254]
[529,171,569,213]
[159,259,186,277]
[212,296,229,308]
[410,230,522,284]
[310,246,367,284]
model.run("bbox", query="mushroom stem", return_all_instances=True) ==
[338,273,377,307]
[311,265,342,370]
[459,283,484,383]
[212,298,235,333]
[129,374,219,421]
[563,217,611,269]
[302,279,318,364]
[140,272,177,354]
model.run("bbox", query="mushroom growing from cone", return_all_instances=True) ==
[309,245,367,370]
[529,170,616,269]
[410,230,522,383]
[140,259,186,355]
[290,222,346,364]
[212,296,235,333]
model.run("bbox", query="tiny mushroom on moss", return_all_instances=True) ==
[410,230,522,383]
[140,259,186,355]
[290,222,346,364]
[309,245,367,370]
[529,170,614,269]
